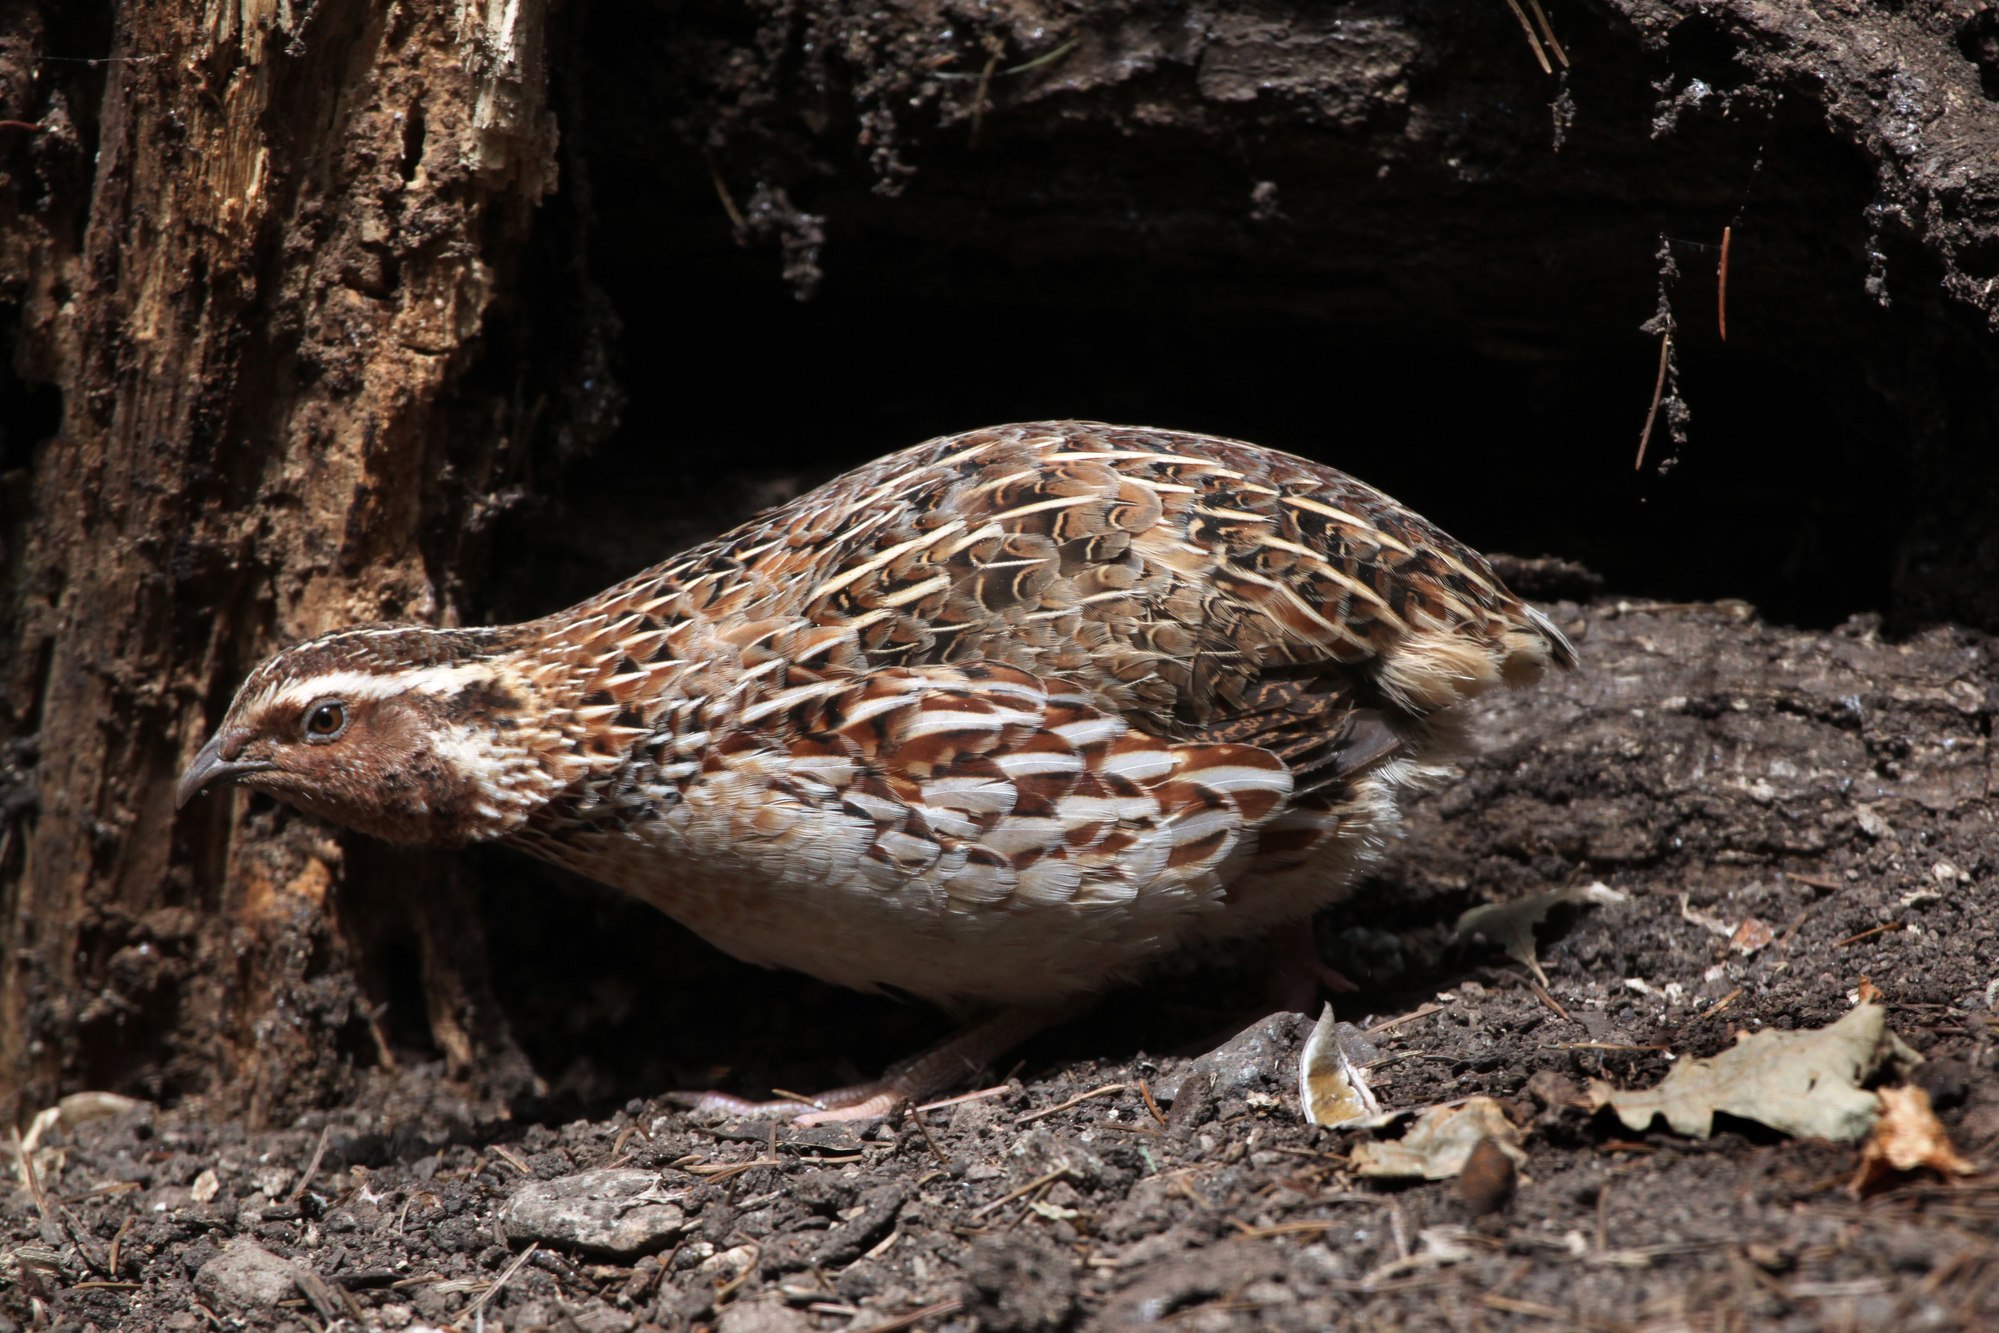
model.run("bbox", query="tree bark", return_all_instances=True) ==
[0,0,559,1120]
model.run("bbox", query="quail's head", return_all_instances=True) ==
[177,626,552,846]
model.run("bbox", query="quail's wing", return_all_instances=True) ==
[772,422,1571,768]
[566,421,1571,788]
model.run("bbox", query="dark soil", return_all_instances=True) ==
[9,0,1999,1329]
[7,599,1997,1331]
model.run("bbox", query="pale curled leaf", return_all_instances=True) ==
[1588,1004,1922,1143]
[1453,882,1626,986]
[1299,1003,1381,1127]
[1350,1097,1526,1180]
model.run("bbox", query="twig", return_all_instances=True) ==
[910,1110,951,1167]
[1227,1218,1338,1239]
[1000,37,1080,76]
[714,1240,760,1301]
[1138,1080,1166,1126]
[852,1297,965,1333]
[1698,987,1743,1020]
[766,1088,826,1109]
[1501,0,1553,74]
[56,1200,112,1276]
[602,1123,640,1167]
[1365,1003,1444,1036]
[705,152,747,234]
[293,1267,346,1322]
[11,1126,50,1222]
[684,1156,784,1182]
[934,37,1079,79]
[915,1083,1011,1113]
[1606,600,1734,615]
[1541,1041,1670,1052]
[107,1216,133,1277]
[36,52,167,64]
[489,1144,532,1177]
[286,1125,333,1204]
[458,1242,538,1323]
[1482,1259,1534,1302]
[1093,1121,1161,1137]
[1530,982,1572,1022]
[970,1167,1074,1220]
[1634,332,1672,470]
[1017,1083,1127,1125]
[1525,0,1570,68]
[1834,922,1904,948]
[1483,1293,1570,1319]
[1717,225,1732,341]
[969,53,999,148]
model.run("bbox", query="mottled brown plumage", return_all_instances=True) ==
[182,421,1572,1045]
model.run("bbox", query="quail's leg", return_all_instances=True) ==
[1174,926,1358,1059]
[666,1005,1076,1125]
[1268,923,1359,1015]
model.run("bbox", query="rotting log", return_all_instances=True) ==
[0,1,560,1121]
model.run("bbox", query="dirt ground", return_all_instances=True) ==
[5,595,1995,1331]
[7,4,1999,1329]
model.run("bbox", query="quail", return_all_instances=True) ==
[180,421,1575,1117]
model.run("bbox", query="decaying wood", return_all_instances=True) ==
[0,1,558,1120]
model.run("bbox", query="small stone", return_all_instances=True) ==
[1154,1011,1312,1103]
[567,1305,638,1333]
[193,1237,300,1309]
[500,1168,688,1259]
[715,1296,815,1333]
[189,1168,222,1204]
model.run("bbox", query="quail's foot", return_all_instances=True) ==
[666,1007,1074,1125]
[1268,925,1360,1015]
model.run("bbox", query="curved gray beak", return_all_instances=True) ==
[176,730,276,809]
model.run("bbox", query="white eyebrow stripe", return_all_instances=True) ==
[263,664,493,711]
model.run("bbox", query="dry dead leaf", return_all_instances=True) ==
[1350,1097,1526,1180]
[1299,1003,1381,1127]
[1679,894,1734,940]
[1588,1004,1920,1142]
[1729,917,1776,954]
[1456,1135,1518,1215]
[1849,1085,1977,1196]
[1452,882,1626,986]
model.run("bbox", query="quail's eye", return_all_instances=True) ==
[303,700,349,742]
